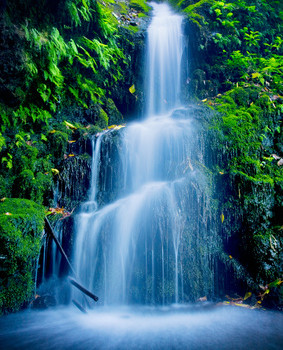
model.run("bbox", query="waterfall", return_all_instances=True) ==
[73,3,219,305]
[146,3,183,115]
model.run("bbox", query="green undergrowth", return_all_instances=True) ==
[170,0,212,27]
[208,85,282,285]
[171,0,282,289]
[129,0,151,14]
[0,198,45,315]
[0,0,137,206]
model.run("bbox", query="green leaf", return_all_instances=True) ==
[252,72,260,79]
[41,134,48,141]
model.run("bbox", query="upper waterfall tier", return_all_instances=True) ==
[145,3,183,116]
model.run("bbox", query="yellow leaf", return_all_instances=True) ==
[234,303,251,308]
[219,171,224,175]
[115,124,126,130]
[252,72,260,79]
[229,255,233,259]
[221,213,224,223]
[51,168,60,175]
[201,98,207,102]
[244,292,252,300]
[68,140,76,143]
[68,154,75,157]
[108,124,126,130]
[64,121,77,130]
[129,85,136,94]
[49,129,56,134]
[5,212,12,215]
[1,198,6,202]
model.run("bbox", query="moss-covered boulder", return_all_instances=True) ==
[105,98,124,126]
[0,198,45,315]
[129,0,151,14]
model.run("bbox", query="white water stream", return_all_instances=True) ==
[73,3,211,305]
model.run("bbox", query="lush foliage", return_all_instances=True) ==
[204,0,282,286]
[0,0,136,205]
[0,198,45,314]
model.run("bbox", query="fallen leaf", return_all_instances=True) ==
[244,292,252,300]
[229,255,233,259]
[277,159,283,166]
[47,207,73,218]
[108,125,117,129]
[197,296,207,302]
[1,198,6,202]
[271,154,280,160]
[234,303,253,309]
[129,84,135,94]
[64,121,77,130]
[5,212,12,215]
[221,213,224,223]
[51,168,60,176]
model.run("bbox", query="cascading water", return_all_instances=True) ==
[1,4,283,350]
[73,2,219,306]
[146,3,183,115]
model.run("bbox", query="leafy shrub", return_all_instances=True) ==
[0,198,45,315]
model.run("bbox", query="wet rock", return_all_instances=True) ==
[105,98,123,125]
[31,295,56,310]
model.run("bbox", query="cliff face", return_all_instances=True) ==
[174,0,282,304]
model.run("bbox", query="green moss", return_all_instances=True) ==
[178,0,212,27]
[0,198,45,315]
[129,0,150,13]
[97,106,109,129]
[127,25,140,33]
[48,129,69,160]
[227,87,249,107]
[105,98,123,125]
[138,12,147,18]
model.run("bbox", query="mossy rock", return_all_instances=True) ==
[105,98,123,126]
[0,198,45,315]
[83,105,109,129]
[129,0,150,13]
[227,87,249,107]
